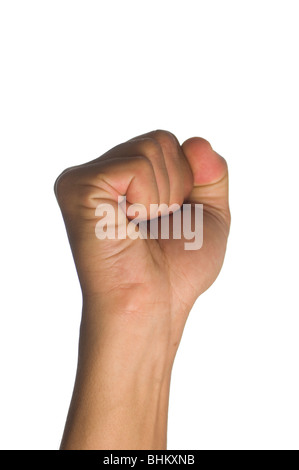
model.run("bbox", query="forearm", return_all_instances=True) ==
[60,299,173,450]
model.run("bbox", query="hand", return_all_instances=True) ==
[55,129,230,449]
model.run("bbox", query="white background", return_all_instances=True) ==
[0,0,298,450]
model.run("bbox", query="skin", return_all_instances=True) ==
[54,129,230,450]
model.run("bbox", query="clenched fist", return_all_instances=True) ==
[55,130,230,450]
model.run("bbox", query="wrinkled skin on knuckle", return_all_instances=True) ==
[153,129,180,152]
[136,137,163,160]
[54,167,75,208]
[153,130,194,200]
[54,166,94,213]
[133,154,153,174]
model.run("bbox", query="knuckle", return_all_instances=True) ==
[153,129,179,152]
[54,168,71,199]
[138,137,163,158]
[133,154,153,173]
[54,166,79,208]
[54,166,100,212]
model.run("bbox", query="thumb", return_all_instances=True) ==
[181,137,230,227]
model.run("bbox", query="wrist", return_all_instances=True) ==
[80,295,174,379]
[60,299,174,449]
